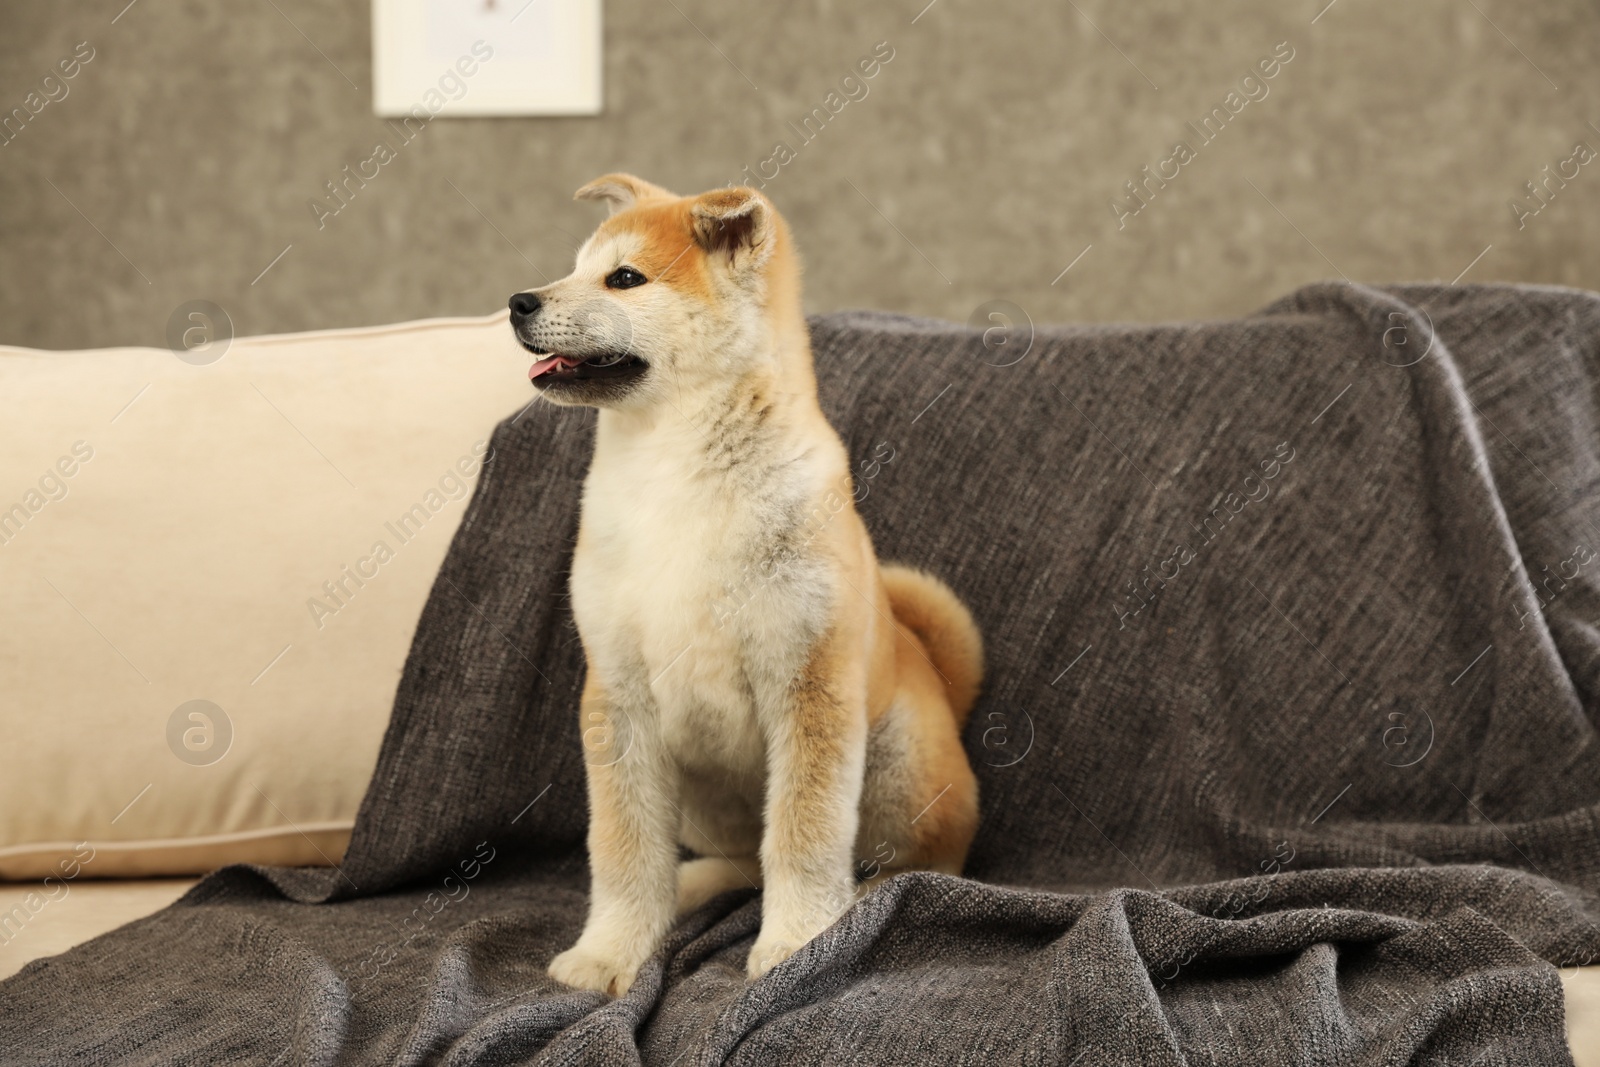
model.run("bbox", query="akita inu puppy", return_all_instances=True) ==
[509,174,983,995]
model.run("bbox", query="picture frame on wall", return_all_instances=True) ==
[372,0,603,117]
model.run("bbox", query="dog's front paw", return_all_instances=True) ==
[746,936,799,980]
[549,945,641,997]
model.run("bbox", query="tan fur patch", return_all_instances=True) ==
[777,634,858,836]
[598,201,714,300]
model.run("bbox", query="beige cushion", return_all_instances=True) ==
[0,879,197,980]
[1571,967,1600,1066]
[0,311,529,879]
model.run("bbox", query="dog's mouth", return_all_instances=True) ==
[521,339,648,384]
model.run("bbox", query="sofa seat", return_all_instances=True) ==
[1,879,1597,1062]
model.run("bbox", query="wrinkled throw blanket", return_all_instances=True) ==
[6,282,1600,1067]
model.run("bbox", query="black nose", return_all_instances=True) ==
[509,291,542,319]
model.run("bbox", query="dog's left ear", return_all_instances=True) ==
[691,188,774,270]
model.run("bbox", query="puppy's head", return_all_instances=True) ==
[508,174,798,410]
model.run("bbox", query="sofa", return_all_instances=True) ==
[5,295,1600,1064]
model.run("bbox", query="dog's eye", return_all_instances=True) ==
[605,266,647,290]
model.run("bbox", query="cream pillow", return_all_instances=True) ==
[0,311,531,879]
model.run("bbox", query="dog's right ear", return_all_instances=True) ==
[573,174,678,215]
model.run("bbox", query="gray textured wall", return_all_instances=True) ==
[2,0,1597,351]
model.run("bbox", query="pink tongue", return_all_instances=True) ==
[529,355,581,380]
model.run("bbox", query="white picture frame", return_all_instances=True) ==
[372,0,603,117]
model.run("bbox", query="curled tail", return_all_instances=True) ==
[880,563,984,726]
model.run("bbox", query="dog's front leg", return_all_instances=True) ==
[549,674,679,997]
[748,645,867,979]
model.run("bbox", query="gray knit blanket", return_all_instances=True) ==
[4,282,1599,1066]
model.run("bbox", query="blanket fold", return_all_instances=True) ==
[5,282,1600,1066]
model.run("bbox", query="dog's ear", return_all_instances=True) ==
[691,188,774,270]
[573,173,677,215]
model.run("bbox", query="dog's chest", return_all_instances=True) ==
[571,449,826,774]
